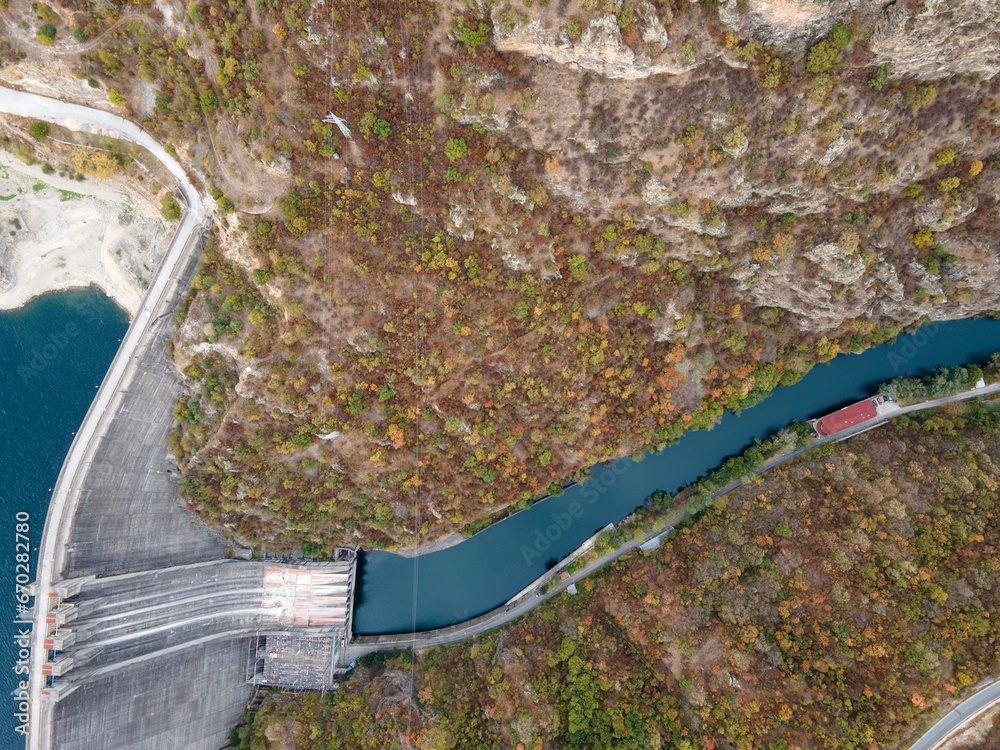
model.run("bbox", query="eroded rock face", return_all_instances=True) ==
[736,0,844,56]
[494,0,1000,82]
[491,2,706,80]
[872,0,1000,80]
[476,0,1000,334]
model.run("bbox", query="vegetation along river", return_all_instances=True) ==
[5,292,1000,645]
[0,289,127,749]
[353,316,1000,634]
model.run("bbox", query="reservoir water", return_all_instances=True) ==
[0,289,128,749]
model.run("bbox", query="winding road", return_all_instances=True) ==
[907,678,1000,750]
[0,85,206,750]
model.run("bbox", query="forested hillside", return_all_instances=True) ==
[8,0,1000,553]
[232,403,1000,749]
[155,0,1000,552]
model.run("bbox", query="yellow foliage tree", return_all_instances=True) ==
[68,147,121,178]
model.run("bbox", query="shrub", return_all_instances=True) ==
[199,90,218,116]
[36,24,56,43]
[108,89,126,107]
[27,121,49,139]
[869,62,891,91]
[445,137,468,162]
[161,195,182,220]
[937,177,960,192]
[936,148,956,166]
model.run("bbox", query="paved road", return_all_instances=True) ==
[0,87,200,199]
[0,85,206,750]
[908,678,1000,750]
[349,381,1000,658]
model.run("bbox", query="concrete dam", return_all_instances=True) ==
[31,555,358,701]
[13,87,546,750]
[21,224,365,749]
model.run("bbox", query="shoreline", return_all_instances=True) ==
[0,151,170,315]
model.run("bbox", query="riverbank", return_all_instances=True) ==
[354,327,1000,634]
[0,152,168,314]
[349,372,1000,663]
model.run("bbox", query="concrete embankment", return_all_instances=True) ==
[39,237,258,750]
[0,86,258,750]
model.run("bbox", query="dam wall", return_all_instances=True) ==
[59,239,227,578]
[34,232,255,750]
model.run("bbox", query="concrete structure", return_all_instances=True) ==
[0,87,361,750]
[248,633,341,690]
[28,555,357,708]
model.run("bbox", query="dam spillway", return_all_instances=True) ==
[29,552,358,705]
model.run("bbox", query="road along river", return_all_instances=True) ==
[353,317,1000,634]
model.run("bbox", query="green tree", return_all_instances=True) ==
[161,195,182,221]
[372,119,391,140]
[806,40,837,73]
[186,2,205,25]
[198,89,218,115]
[445,137,468,162]
[568,254,590,281]
[936,148,956,166]
[458,21,490,47]
[828,22,851,50]
[869,62,891,91]
[28,122,49,139]
[36,24,56,43]
[805,24,849,75]
[32,2,59,22]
